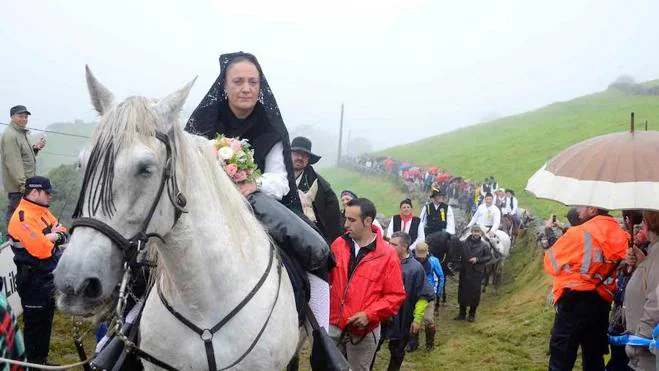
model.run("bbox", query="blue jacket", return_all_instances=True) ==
[416,255,445,297]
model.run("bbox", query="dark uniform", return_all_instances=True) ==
[457,235,492,321]
[424,202,449,236]
[391,215,421,243]
[8,177,66,364]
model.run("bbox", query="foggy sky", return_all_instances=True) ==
[2,0,659,150]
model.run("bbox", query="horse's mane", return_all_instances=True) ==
[74,96,163,218]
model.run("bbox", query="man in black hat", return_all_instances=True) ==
[419,187,455,237]
[292,136,342,242]
[1,105,47,227]
[8,176,66,365]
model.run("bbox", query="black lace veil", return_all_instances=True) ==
[186,52,301,212]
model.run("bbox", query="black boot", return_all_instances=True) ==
[425,325,436,351]
[468,307,477,322]
[406,333,419,353]
[454,305,467,320]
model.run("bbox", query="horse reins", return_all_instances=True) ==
[69,131,283,370]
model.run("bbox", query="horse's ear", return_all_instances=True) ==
[154,77,197,131]
[85,65,114,115]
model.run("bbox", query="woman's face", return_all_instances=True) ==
[225,61,260,118]
[341,195,353,208]
[400,204,412,216]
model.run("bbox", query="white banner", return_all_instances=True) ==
[0,244,22,316]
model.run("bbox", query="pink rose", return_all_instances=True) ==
[224,164,238,178]
[230,140,243,152]
[233,170,248,182]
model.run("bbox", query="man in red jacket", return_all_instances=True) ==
[329,197,406,370]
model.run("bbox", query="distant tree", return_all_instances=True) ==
[612,74,636,85]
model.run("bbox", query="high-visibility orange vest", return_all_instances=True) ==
[544,215,629,303]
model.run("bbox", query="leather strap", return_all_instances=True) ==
[156,244,281,370]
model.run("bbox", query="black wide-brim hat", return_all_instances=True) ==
[291,136,321,164]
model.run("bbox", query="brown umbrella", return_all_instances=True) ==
[526,122,659,210]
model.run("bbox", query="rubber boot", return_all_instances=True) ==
[425,325,436,351]
[454,305,467,320]
[406,333,419,353]
[468,306,477,322]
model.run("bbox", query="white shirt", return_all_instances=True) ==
[385,215,425,250]
[507,196,519,216]
[419,202,456,235]
[260,141,290,200]
[468,203,501,231]
[352,235,377,257]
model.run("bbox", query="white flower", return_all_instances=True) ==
[217,147,235,161]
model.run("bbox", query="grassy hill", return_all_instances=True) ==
[380,85,659,217]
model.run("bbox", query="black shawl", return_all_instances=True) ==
[186,52,301,212]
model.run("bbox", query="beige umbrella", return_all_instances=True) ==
[526,121,659,210]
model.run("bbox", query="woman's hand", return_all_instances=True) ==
[238,180,257,196]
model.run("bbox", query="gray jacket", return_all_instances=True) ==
[625,240,659,370]
[1,122,36,193]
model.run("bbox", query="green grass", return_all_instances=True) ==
[379,86,659,217]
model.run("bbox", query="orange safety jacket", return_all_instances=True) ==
[8,198,67,260]
[544,215,628,304]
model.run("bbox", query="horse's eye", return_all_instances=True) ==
[138,164,155,176]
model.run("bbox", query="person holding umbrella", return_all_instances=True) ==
[526,119,657,370]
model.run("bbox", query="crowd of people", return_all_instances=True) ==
[543,207,659,370]
[4,50,653,371]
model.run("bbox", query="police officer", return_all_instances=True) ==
[419,187,455,237]
[8,176,67,365]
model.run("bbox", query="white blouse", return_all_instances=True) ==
[259,141,290,200]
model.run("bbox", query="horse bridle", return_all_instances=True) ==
[70,131,188,267]
[70,131,282,371]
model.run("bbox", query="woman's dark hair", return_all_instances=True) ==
[347,198,377,223]
[225,56,261,79]
[400,199,413,208]
[623,210,643,227]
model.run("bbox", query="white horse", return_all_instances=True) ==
[54,68,299,370]
[459,226,511,257]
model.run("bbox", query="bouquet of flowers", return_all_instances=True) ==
[212,135,261,183]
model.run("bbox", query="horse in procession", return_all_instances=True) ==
[53,68,304,370]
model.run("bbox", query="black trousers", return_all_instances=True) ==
[549,290,610,371]
[386,334,410,371]
[23,305,55,363]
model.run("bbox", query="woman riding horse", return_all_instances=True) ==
[185,51,330,337]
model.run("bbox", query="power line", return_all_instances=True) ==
[0,122,91,139]
[41,151,80,159]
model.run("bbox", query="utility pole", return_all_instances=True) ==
[337,103,344,165]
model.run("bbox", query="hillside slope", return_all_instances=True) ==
[321,169,552,370]
[380,86,659,216]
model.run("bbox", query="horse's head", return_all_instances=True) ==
[54,67,196,316]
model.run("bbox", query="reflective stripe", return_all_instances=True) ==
[561,264,573,273]
[548,248,560,273]
[581,231,593,274]
[593,248,604,263]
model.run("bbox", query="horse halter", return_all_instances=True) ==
[69,131,188,267]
